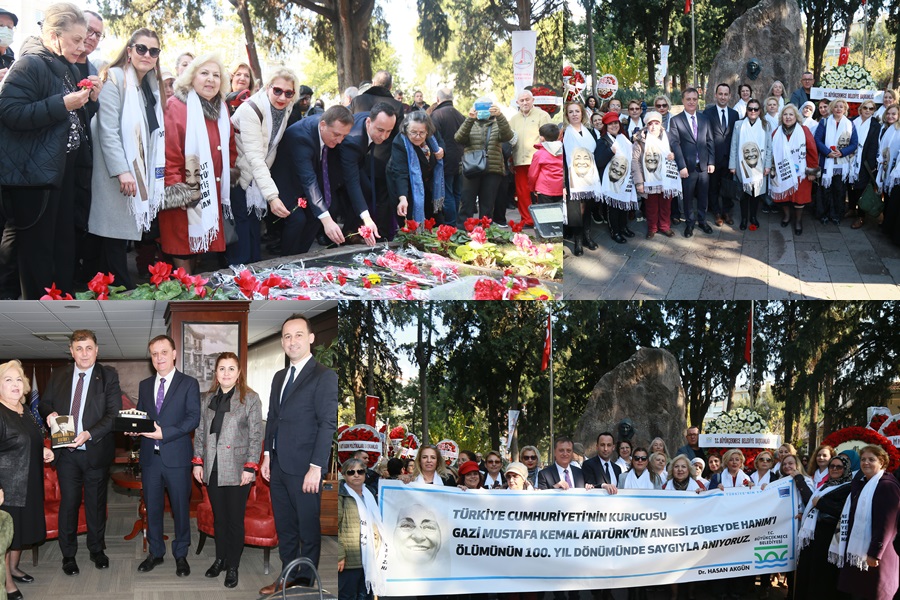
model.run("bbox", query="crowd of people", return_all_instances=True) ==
[338,425,900,600]
[563,70,900,255]
[0,3,564,298]
[0,314,337,599]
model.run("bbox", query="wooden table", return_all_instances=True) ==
[110,470,167,551]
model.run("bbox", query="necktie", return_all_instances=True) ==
[604,461,611,484]
[280,366,296,404]
[721,109,727,130]
[156,377,166,414]
[691,114,697,139]
[321,146,332,208]
[564,468,572,487]
[71,373,85,434]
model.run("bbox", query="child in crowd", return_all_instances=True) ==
[528,123,563,204]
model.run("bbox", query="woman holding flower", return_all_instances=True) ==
[0,2,101,298]
[388,110,445,227]
[814,98,859,226]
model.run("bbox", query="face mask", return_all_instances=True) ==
[0,27,13,47]
[476,110,490,120]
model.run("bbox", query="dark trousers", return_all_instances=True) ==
[82,233,134,290]
[441,173,461,226]
[56,449,110,557]
[225,185,262,265]
[207,469,251,568]
[707,164,733,215]
[535,193,562,204]
[681,168,709,226]
[142,455,192,559]
[338,567,368,600]
[458,173,502,228]
[281,206,321,256]
[0,221,18,298]
[270,452,321,581]
[5,152,77,299]
[818,177,847,221]
[740,193,761,222]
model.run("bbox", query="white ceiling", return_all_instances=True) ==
[0,300,337,360]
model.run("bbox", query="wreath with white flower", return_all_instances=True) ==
[705,408,774,468]
[820,63,877,91]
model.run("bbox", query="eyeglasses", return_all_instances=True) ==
[828,464,844,470]
[131,44,160,58]
[271,86,295,99]
[746,107,760,112]
[629,106,641,111]
[486,460,501,465]
[408,130,428,138]
[632,456,648,462]
[758,457,772,462]
[87,27,105,41]
[655,104,668,108]
[345,469,366,476]
[522,455,537,461]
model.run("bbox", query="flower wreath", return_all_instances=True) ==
[437,439,460,467]
[705,408,774,470]
[336,424,382,467]
[822,426,900,472]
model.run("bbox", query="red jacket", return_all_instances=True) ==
[528,141,563,196]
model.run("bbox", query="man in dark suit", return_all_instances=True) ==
[703,83,740,226]
[40,329,121,575]
[134,335,200,577]
[338,102,398,241]
[259,314,338,596]
[582,432,621,493]
[430,88,466,226]
[271,106,354,255]
[669,87,716,236]
[537,437,585,490]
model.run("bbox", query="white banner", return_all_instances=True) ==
[699,433,781,448]
[660,45,670,78]
[378,479,798,595]
[810,87,884,103]
[534,96,563,106]
[512,30,538,95]
[507,410,520,449]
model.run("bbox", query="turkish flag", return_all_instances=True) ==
[365,395,379,427]
[744,313,753,364]
[684,0,691,13]
[838,47,850,66]
[541,315,552,371]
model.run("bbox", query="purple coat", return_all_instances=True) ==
[838,471,900,600]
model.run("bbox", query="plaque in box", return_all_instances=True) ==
[114,408,156,433]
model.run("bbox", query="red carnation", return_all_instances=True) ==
[359,225,374,240]
[297,197,308,209]
[78,78,93,90]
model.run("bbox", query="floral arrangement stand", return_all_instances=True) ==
[703,408,774,469]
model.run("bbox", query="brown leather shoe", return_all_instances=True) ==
[714,215,724,226]
[661,229,675,237]
[259,580,292,595]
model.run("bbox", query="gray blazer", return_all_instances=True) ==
[193,388,263,487]
[88,66,162,241]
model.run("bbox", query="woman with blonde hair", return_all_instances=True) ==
[0,361,55,599]
[229,66,298,265]
[88,28,165,290]
[161,53,236,273]
[409,444,455,486]
[768,80,786,111]
[663,454,705,491]
[750,450,779,487]
[874,88,896,122]
[716,449,752,489]
[229,62,255,97]
[773,442,797,474]
[814,98,858,226]
[562,101,600,255]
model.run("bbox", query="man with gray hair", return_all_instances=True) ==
[509,89,550,227]
[789,71,815,107]
[342,86,358,106]
[429,87,466,225]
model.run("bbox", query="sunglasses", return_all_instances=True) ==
[746,107,760,112]
[345,469,366,476]
[655,103,668,108]
[758,457,772,462]
[131,44,161,58]
[522,455,537,460]
[487,460,501,465]
[828,464,845,470]
[271,86,295,98]
[633,456,648,462]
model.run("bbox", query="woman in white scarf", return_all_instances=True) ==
[833,445,900,600]
[230,67,299,265]
[563,101,600,256]
[878,105,900,245]
[768,81,786,111]
[631,111,680,238]
[729,98,771,230]
[616,447,662,490]
[338,458,387,598]
[873,88,896,122]
[800,101,818,133]
[770,104,820,235]
[733,84,752,119]
[847,100,881,229]
[763,96,781,131]
[814,99,858,225]
[597,112,637,243]
[88,29,165,290]
[663,454,704,492]
[161,53,235,273]
[750,450,778,487]
[716,449,753,489]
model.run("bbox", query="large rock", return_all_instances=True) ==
[704,0,805,107]
[575,347,687,457]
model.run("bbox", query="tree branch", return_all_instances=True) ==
[289,0,335,19]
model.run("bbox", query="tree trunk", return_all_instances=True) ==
[516,0,531,30]
[893,26,900,88]
[332,0,375,92]
[228,0,262,84]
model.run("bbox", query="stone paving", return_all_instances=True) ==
[563,211,900,300]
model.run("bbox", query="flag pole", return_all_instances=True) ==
[749,300,755,408]
[548,307,554,466]
[691,1,697,87]
[862,0,867,68]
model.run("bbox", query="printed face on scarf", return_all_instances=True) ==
[396,504,442,564]
[644,149,660,173]
[184,155,202,200]
[837,131,851,150]
[571,147,593,178]
[742,142,760,169]
[609,154,628,183]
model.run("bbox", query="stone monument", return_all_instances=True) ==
[575,347,687,457]
[703,0,805,107]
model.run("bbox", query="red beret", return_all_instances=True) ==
[602,112,621,125]
[458,461,481,476]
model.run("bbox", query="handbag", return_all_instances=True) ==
[462,123,492,179]
[222,214,239,245]
[858,183,883,217]
[720,175,742,201]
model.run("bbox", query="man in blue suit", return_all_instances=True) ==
[703,83,740,226]
[338,102,398,241]
[134,335,200,577]
[270,106,354,255]
[258,314,338,596]
[669,87,716,236]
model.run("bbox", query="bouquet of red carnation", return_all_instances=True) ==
[437,439,459,467]
[336,424,382,467]
[868,413,889,431]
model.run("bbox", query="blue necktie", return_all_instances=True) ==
[280,366,296,405]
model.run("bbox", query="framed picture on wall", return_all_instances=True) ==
[181,322,241,391]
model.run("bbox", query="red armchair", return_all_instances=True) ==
[34,464,87,565]
[195,475,278,573]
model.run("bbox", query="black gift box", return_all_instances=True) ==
[114,416,156,433]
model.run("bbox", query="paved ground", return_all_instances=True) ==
[563,211,900,300]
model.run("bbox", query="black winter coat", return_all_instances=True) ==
[429,100,466,175]
[0,36,93,188]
